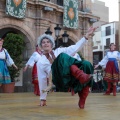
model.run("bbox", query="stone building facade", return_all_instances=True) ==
[0,0,99,92]
[92,0,109,65]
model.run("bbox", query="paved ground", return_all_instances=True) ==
[0,92,120,120]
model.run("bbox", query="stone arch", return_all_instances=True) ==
[64,30,81,42]
[0,18,37,92]
[0,18,35,51]
[55,31,80,48]
[67,31,81,43]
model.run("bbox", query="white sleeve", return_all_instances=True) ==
[5,49,14,66]
[117,52,120,60]
[98,55,108,67]
[55,37,87,56]
[72,53,82,61]
[26,52,40,67]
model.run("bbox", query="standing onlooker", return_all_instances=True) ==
[94,43,120,96]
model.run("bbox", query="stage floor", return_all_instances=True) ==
[0,92,120,120]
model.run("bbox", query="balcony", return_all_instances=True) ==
[37,0,91,12]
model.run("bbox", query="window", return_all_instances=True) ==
[93,54,99,66]
[57,0,63,6]
[106,38,110,46]
[105,26,111,36]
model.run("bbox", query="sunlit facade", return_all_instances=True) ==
[0,0,99,92]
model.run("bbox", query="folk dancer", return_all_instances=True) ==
[95,43,120,96]
[24,45,42,96]
[36,26,97,108]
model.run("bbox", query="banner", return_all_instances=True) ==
[63,0,78,29]
[6,0,27,18]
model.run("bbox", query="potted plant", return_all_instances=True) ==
[2,33,25,93]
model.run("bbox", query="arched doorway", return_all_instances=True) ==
[0,27,35,92]
[54,38,75,49]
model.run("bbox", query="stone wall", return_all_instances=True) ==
[0,0,99,92]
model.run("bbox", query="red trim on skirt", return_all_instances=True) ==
[104,61,119,83]
[32,63,39,84]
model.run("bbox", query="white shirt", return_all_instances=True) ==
[0,49,14,66]
[99,51,120,68]
[37,37,87,78]
[26,51,41,67]
[72,53,82,61]
[36,37,88,100]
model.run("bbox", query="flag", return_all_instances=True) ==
[6,0,27,18]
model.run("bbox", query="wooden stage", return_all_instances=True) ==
[0,92,120,120]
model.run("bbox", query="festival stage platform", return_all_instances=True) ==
[0,92,120,120]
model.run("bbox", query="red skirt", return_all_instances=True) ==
[32,63,38,84]
[104,61,119,82]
